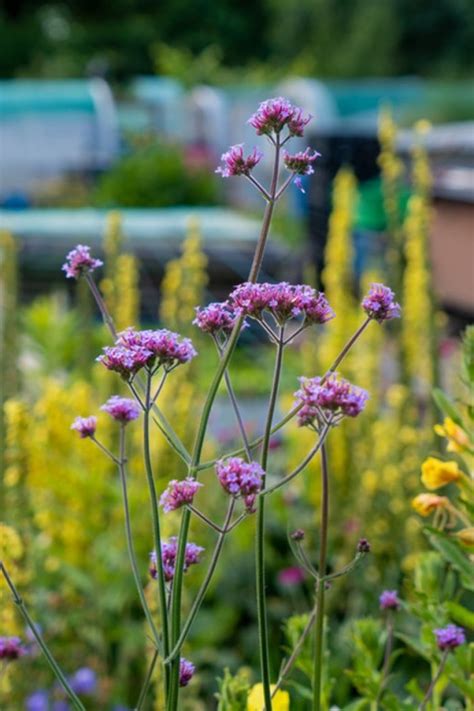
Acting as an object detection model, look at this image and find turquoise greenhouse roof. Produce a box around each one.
[0,80,97,117]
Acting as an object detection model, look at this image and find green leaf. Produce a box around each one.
[445,601,474,628]
[432,388,464,427]
[395,633,430,662]
[425,527,474,590]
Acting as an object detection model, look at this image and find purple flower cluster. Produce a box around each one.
[179,657,195,687]
[434,624,466,651]
[361,283,401,323]
[71,416,97,439]
[248,97,311,137]
[0,635,26,660]
[193,302,241,336]
[229,282,334,326]
[215,457,264,512]
[150,538,204,583]
[160,478,203,513]
[98,328,197,378]
[283,148,321,176]
[101,396,140,424]
[379,590,400,610]
[295,374,369,426]
[62,245,103,279]
[216,144,263,178]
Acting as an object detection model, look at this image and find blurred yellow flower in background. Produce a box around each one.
[456,528,474,547]
[412,493,449,517]
[421,457,461,490]
[434,417,470,453]
[247,684,290,711]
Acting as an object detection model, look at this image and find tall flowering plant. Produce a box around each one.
[2,98,403,710]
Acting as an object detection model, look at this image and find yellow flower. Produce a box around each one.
[421,457,461,490]
[434,418,470,453]
[456,528,474,547]
[247,684,290,711]
[412,493,449,517]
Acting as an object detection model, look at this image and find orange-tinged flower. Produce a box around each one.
[421,457,461,490]
[456,528,474,547]
[412,493,449,517]
[434,418,470,453]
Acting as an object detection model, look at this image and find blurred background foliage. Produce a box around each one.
[1,0,473,80]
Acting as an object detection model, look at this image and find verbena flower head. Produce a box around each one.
[421,456,461,490]
[62,245,103,279]
[71,416,97,439]
[295,374,369,426]
[216,144,263,178]
[357,538,371,553]
[361,283,401,322]
[193,302,242,335]
[160,478,203,513]
[283,148,321,175]
[150,538,204,582]
[179,657,195,687]
[291,528,305,541]
[434,624,465,650]
[98,345,152,379]
[98,328,197,377]
[229,282,334,326]
[0,636,26,660]
[70,667,97,694]
[248,97,311,137]
[379,590,400,610]
[215,457,264,512]
[101,396,140,424]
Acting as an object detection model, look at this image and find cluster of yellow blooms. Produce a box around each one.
[412,417,473,544]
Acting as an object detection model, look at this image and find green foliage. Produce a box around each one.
[215,667,251,711]
[94,141,219,208]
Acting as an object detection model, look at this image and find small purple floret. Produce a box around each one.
[26,691,49,711]
[150,538,204,582]
[70,667,97,694]
[101,396,140,424]
[229,282,334,326]
[160,478,203,513]
[379,590,400,610]
[295,374,369,426]
[216,144,263,178]
[71,416,97,439]
[62,245,103,279]
[179,657,195,687]
[193,302,242,335]
[434,624,465,651]
[283,148,321,176]
[361,283,401,323]
[215,457,264,511]
[0,635,26,660]
[248,97,311,137]
[357,538,371,553]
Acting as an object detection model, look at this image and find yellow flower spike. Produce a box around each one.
[434,418,470,454]
[421,456,461,490]
[412,493,449,517]
[247,684,290,711]
[456,528,474,547]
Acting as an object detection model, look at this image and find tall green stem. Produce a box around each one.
[117,426,162,652]
[256,327,285,710]
[166,136,283,711]
[312,443,330,711]
[143,371,170,694]
[0,564,86,711]
[419,650,449,711]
